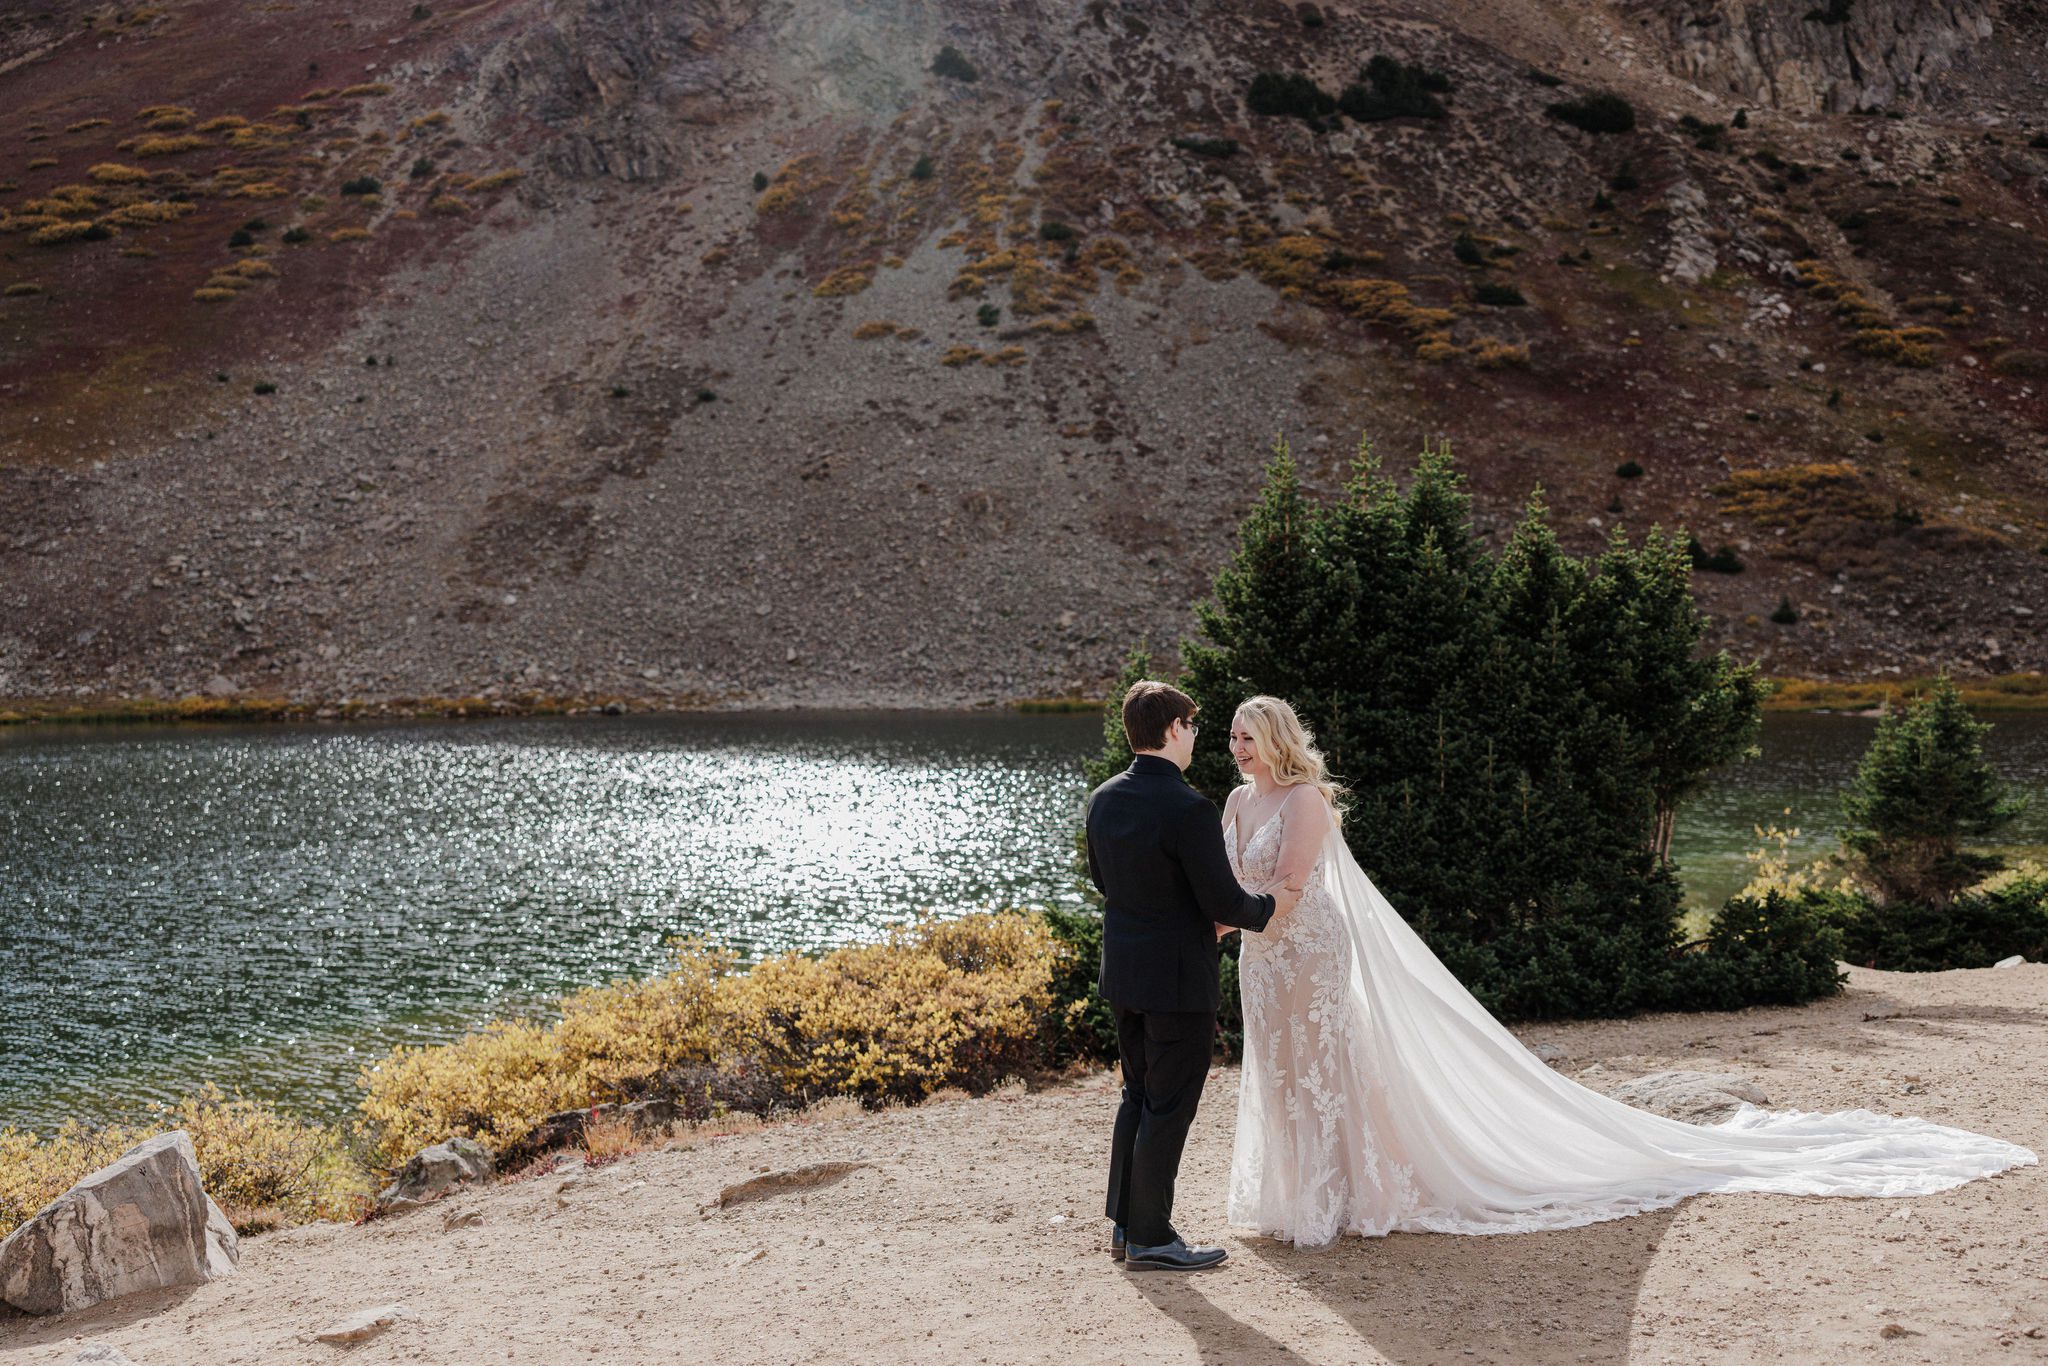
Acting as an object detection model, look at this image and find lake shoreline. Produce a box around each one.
[4,673,2048,727]
[4,963,2042,1364]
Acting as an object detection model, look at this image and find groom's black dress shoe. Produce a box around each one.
[1111,1224,1126,1261]
[1123,1237,1228,1271]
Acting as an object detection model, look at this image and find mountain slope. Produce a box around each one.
[2,0,2045,707]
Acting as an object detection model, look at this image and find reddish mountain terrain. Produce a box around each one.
[2,0,2045,708]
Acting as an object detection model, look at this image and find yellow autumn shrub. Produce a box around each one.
[356,941,730,1169]
[723,912,1061,1102]
[0,1087,365,1238]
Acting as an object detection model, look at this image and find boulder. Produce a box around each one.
[374,1137,493,1213]
[1606,1070,1768,1124]
[0,1131,238,1317]
[314,1303,414,1343]
[76,1347,144,1365]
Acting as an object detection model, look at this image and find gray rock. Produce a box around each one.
[314,1303,414,1343]
[1994,955,2025,969]
[1606,1070,1768,1124]
[374,1136,493,1213]
[0,1131,238,1316]
[76,1346,144,1365]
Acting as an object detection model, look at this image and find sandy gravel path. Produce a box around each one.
[4,963,2045,1365]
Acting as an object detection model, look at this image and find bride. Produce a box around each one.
[1218,695,2036,1249]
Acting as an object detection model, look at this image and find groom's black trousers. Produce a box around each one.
[1105,1002,1214,1247]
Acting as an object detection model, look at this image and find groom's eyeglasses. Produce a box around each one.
[1181,720,1200,737]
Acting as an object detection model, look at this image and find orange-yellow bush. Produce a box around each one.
[131,134,210,158]
[357,941,730,1168]
[0,1087,365,1238]
[28,220,97,246]
[811,267,872,298]
[723,914,1062,1102]
[87,163,151,184]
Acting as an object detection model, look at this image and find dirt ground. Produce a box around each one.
[3,963,2044,1366]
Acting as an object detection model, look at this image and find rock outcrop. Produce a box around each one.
[373,1136,495,1214]
[1606,1070,1770,1124]
[0,1131,238,1317]
[1651,0,1998,112]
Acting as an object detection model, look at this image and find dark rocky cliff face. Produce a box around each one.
[1643,0,2001,114]
[0,0,2043,709]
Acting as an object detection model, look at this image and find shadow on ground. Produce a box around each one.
[1134,1207,1680,1366]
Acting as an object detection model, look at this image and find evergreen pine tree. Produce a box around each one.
[1840,677,2024,906]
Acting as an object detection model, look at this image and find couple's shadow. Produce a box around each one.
[1130,1207,1678,1365]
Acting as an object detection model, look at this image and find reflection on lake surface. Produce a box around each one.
[2,708,2043,1130]
[0,712,1100,1129]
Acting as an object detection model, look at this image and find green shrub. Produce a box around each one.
[1815,879,2048,971]
[1685,534,1744,573]
[1338,54,1451,122]
[931,45,979,83]
[1247,71,1335,121]
[1474,282,1525,306]
[1040,907,1117,1064]
[1452,232,1485,266]
[976,302,1000,327]
[1038,219,1074,241]
[1666,893,1846,1008]
[1769,595,1799,624]
[340,175,381,196]
[909,153,935,180]
[1547,93,1635,135]
[1616,459,1644,478]
[281,226,310,243]
[1170,134,1239,158]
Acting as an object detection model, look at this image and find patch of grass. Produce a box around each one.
[329,226,371,241]
[428,194,470,215]
[811,266,873,298]
[130,134,209,158]
[3,282,43,297]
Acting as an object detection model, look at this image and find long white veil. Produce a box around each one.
[1299,827,2037,1236]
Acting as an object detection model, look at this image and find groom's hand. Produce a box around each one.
[1271,886,1301,919]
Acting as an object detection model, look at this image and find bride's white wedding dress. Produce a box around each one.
[1224,794,2037,1249]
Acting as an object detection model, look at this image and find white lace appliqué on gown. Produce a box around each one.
[1225,808,2038,1250]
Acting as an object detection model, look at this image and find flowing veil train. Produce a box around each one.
[1229,826,2038,1242]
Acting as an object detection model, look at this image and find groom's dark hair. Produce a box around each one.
[1122,680,1197,753]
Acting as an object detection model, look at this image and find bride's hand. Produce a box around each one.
[1215,922,1237,941]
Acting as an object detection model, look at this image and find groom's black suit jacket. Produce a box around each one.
[1086,754,1277,1013]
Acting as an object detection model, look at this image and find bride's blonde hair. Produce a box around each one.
[1233,695,1347,823]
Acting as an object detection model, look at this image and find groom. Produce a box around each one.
[1086,680,1288,1271]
